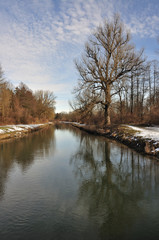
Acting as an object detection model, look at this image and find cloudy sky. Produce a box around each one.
[0,0,159,112]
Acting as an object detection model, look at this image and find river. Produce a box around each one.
[0,124,159,240]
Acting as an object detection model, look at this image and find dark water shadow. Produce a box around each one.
[0,126,56,199]
[70,130,159,240]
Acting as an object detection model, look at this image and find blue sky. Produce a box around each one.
[0,0,159,112]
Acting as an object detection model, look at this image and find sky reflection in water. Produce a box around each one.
[0,124,159,240]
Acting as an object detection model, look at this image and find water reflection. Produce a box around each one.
[0,126,55,199]
[0,124,159,240]
[70,133,159,239]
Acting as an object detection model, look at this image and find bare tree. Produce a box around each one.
[152,60,159,104]
[70,88,100,122]
[35,90,56,120]
[74,14,145,126]
[0,65,12,121]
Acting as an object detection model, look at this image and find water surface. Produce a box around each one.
[0,124,159,240]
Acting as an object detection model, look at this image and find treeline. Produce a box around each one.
[0,65,56,124]
[57,60,159,126]
[56,15,159,126]
[112,60,159,124]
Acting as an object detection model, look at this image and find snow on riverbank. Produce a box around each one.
[0,124,44,134]
[127,125,159,142]
[70,122,159,157]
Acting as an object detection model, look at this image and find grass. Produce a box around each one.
[118,125,140,136]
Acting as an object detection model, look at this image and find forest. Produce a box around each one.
[0,65,56,124]
[56,15,159,127]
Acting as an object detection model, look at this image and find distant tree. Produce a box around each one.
[15,82,36,110]
[14,82,38,123]
[35,90,56,120]
[74,14,145,126]
[0,65,13,122]
[70,88,100,122]
[0,64,6,87]
[0,64,6,114]
[11,94,24,123]
[151,60,159,104]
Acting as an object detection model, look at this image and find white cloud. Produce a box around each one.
[0,0,158,112]
[127,14,159,38]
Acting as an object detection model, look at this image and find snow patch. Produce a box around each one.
[127,125,159,142]
[0,124,44,134]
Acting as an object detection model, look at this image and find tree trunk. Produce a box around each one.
[130,73,134,114]
[104,104,111,127]
[148,67,152,114]
[119,92,123,123]
[104,85,111,127]
[136,74,139,113]
[153,65,156,104]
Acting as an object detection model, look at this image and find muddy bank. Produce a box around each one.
[71,123,159,159]
[0,123,53,142]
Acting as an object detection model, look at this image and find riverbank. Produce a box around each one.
[71,123,159,159]
[0,123,53,142]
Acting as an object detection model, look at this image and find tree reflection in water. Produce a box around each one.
[70,133,159,239]
[1,123,159,239]
[0,126,55,199]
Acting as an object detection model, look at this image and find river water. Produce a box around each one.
[0,124,159,240]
